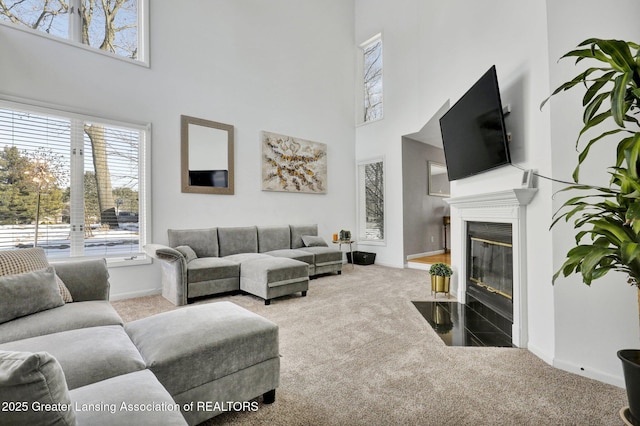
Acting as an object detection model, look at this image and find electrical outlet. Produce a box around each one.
[430,236,434,243]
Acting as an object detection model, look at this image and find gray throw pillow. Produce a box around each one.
[175,245,198,263]
[0,248,73,303]
[301,235,328,247]
[0,350,77,425]
[0,267,64,324]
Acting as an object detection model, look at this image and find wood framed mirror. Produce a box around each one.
[428,161,450,197]
[181,115,234,194]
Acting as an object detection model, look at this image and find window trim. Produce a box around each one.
[0,0,150,67]
[356,157,386,246]
[356,32,384,126]
[0,95,152,267]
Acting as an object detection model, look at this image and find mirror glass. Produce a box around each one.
[428,162,450,197]
[181,115,234,194]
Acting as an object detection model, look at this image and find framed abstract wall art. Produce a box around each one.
[261,131,327,193]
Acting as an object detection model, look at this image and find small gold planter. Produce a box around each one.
[431,275,450,298]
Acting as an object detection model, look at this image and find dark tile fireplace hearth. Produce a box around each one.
[412,301,513,347]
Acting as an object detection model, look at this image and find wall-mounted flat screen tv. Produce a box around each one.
[439,65,510,181]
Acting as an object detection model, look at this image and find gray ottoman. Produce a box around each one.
[125,302,279,425]
[240,257,309,305]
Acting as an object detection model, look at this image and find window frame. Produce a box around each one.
[356,157,386,246]
[357,33,384,125]
[0,96,151,267]
[0,0,150,67]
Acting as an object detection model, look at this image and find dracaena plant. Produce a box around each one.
[542,38,640,286]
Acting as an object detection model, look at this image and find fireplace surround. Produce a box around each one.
[445,188,537,347]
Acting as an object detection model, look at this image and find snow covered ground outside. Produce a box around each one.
[0,224,139,258]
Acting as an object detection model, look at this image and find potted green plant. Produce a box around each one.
[542,38,640,425]
[429,262,453,298]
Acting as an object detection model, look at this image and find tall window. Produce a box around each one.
[0,101,148,262]
[360,34,383,123]
[358,159,384,241]
[0,0,146,63]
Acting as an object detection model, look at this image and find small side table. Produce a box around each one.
[333,240,355,269]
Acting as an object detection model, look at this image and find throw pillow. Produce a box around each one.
[0,350,77,426]
[175,245,198,263]
[0,248,73,303]
[301,235,328,247]
[0,267,64,324]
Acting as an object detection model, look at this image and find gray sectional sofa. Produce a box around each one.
[146,224,343,306]
[0,250,279,425]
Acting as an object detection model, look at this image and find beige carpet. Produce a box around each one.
[112,264,627,426]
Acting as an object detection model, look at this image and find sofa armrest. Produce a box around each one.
[51,259,110,301]
[144,244,184,262]
[143,244,188,306]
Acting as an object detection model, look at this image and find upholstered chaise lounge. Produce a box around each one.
[146,224,343,306]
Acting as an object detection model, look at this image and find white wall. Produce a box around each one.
[0,0,356,299]
[546,0,640,386]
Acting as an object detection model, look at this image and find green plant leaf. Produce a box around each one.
[591,219,632,245]
[611,73,632,126]
[621,241,640,265]
[577,129,625,168]
[596,39,636,72]
[583,72,615,106]
[541,68,608,110]
[583,91,611,123]
[625,200,640,223]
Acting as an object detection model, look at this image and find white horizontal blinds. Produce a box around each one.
[0,101,145,261]
[82,121,140,258]
[0,108,71,256]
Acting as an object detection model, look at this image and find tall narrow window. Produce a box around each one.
[361,34,383,123]
[0,0,146,63]
[0,102,148,262]
[358,160,384,241]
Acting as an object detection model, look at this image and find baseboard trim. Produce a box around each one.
[109,288,161,301]
[406,250,445,261]
[406,262,430,271]
[553,357,624,388]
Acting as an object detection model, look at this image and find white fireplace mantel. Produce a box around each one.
[444,188,537,348]
[445,188,538,209]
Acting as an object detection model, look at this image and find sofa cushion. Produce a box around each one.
[257,226,291,252]
[0,350,76,426]
[301,235,328,247]
[265,249,314,265]
[224,252,271,264]
[0,325,146,390]
[0,301,123,344]
[217,226,258,257]
[125,302,279,397]
[187,257,239,283]
[300,246,343,265]
[0,247,72,302]
[0,267,64,324]
[290,224,318,249]
[168,228,218,258]
[70,369,187,426]
[175,245,198,263]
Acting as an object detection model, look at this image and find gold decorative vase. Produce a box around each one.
[431,275,450,298]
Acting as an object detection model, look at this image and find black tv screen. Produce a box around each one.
[439,65,510,181]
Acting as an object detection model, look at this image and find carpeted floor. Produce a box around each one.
[112,264,627,426]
